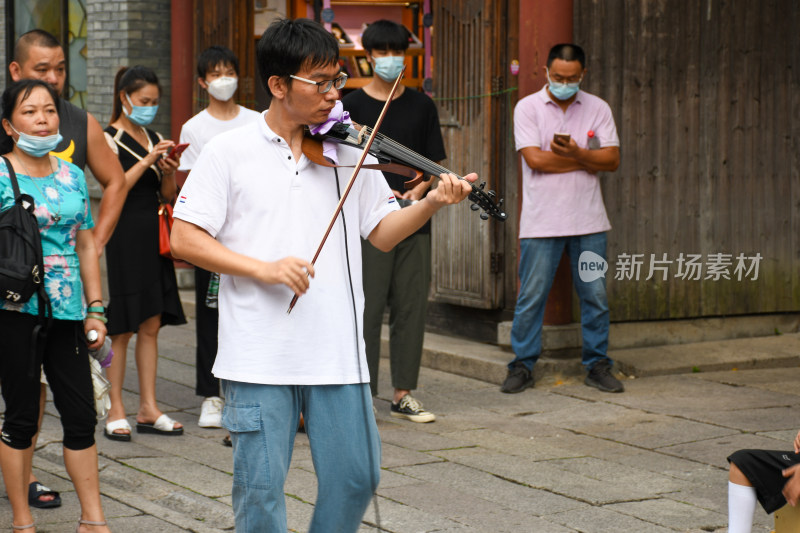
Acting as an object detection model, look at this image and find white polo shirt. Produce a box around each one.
[173,111,399,385]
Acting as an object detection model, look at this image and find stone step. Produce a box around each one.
[180,290,800,387]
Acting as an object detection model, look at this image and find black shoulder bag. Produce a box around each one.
[0,155,52,376]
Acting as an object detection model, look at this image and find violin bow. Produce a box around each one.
[287,66,406,314]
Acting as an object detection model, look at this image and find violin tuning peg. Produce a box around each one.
[498,198,504,207]
[470,203,480,211]
[479,182,486,190]
[480,212,489,220]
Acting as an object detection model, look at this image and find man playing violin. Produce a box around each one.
[342,19,446,424]
[169,18,476,533]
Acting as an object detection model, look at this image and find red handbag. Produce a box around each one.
[158,202,174,260]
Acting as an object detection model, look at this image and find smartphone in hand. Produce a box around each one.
[553,133,571,145]
[166,143,190,160]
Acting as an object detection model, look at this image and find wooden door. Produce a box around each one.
[194,0,256,112]
[575,0,800,320]
[430,0,512,309]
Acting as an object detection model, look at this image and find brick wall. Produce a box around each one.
[86,0,172,136]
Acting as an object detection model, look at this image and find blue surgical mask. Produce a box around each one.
[373,56,405,82]
[8,123,63,158]
[124,93,158,126]
[547,71,581,101]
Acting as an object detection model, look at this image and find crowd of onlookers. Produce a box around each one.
[1,18,799,533]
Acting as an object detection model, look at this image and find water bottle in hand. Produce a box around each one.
[87,330,114,368]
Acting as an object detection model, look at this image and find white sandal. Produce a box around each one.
[104,418,131,442]
[136,414,183,436]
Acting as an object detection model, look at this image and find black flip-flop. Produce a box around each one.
[28,481,61,509]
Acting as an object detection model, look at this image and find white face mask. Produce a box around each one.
[206,76,238,101]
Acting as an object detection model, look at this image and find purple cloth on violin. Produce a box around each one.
[309,101,351,164]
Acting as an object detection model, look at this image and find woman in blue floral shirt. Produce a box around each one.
[0,79,111,532]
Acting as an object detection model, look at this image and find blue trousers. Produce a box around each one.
[222,380,381,533]
[509,233,611,371]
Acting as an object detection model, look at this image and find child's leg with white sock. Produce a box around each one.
[728,481,757,533]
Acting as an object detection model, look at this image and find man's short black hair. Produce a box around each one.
[360,19,410,52]
[547,44,586,69]
[197,45,240,79]
[256,18,339,96]
[13,29,61,64]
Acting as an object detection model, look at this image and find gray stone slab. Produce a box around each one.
[153,356,197,389]
[434,448,682,505]
[441,428,587,461]
[381,442,446,469]
[132,431,234,473]
[105,514,200,532]
[554,373,800,416]
[611,333,800,377]
[681,405,800,432]
[284,464,318,504]
[0,493,142,531]
[695,366,800,396]
[380,480,548,531]
[657,433,793,468]
[378,425,478,452]
[123,456,232,498]
[548,505,676,533]
[606,498,728,531]
[522,401,737,448]
[391,461,587,516]
[359,495,467,533]
[424,383,594,417]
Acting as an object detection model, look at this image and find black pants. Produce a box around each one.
[0,310,96,450]
[728,448,800,513]
[195,267,220,397]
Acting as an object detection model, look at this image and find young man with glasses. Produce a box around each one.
[342,19,446,423]
[502,43,624,395]
[170,18,476,532]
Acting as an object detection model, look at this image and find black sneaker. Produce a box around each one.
[585,360,624,393]
[500,363,534,393]
[390,395,436,423]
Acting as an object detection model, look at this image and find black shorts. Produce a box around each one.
[728,448,800,513]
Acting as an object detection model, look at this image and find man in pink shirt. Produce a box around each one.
[501,43,623,394]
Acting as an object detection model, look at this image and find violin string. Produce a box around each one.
[363,127,464,182]
[354,126,507,215]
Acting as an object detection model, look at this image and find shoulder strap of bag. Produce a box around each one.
[112,128,161,176]
[1,155,23,202]
[1,156,52,374]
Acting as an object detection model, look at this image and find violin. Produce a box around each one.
[302,122,508,222]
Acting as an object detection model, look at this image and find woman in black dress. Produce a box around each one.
[103,66,186,440]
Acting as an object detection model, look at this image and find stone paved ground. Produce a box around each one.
[2,316,797,532]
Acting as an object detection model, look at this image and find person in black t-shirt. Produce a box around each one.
[342,20,445,423]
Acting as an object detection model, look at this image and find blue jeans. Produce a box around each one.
[509,233,611,372]
[221,380,381,533]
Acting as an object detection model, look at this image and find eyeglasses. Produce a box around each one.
[289,73,348,93]
[546,69,583,85]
